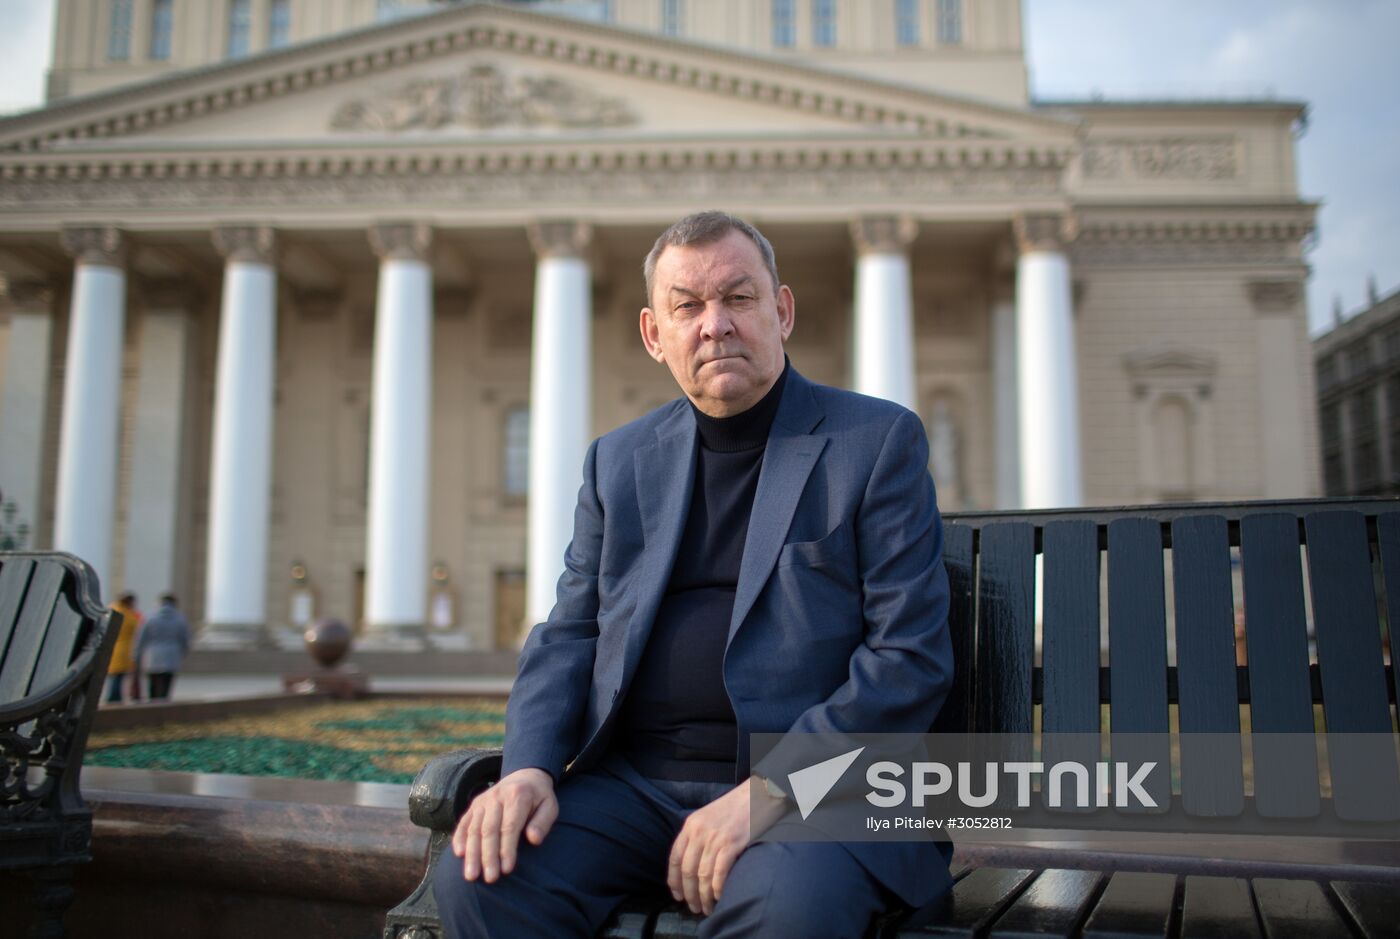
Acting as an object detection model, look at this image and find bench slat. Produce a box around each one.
[974,523,1035,736]
[1041,520,1100,734]
[601,899,660,939]
[1330,880,1400,939]
[0,559,64,703]
[0,556,35,667]
[896,866,1036,937]
[1239,513,1322,817]
[1171,515,1244,817]
[1106,518,1172,812]
[1304,511,1400,820]
[1040,520,1102,814]
[1252,879,1353,938]
[30,590,86,699]
[934,523,976,735]
[986,868,1102,938]
[1080,871,1176,939]
[1179,876,1261,939]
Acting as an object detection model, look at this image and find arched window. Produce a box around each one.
[108,0,133,61]
[504,406,530,499]
[149,0,173,60]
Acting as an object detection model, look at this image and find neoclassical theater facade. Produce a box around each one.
[0,1,1320,649]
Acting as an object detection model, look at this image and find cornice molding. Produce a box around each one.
[0,141,1068,217]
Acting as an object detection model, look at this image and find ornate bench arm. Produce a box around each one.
[385,748,503,939]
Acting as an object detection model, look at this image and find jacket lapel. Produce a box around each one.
[623,406,697,680]
[727,370,828,646]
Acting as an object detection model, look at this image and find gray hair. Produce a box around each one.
[642,211,780,305]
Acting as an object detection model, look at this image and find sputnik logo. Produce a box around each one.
[786,747,865,820]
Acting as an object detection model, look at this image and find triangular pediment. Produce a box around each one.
[0,2,1076,154]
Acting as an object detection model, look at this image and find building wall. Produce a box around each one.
[47,0,1028,106]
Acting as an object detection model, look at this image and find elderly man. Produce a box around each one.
[434,211,953,938]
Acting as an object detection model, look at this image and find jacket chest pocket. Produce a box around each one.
[776,521,856,590]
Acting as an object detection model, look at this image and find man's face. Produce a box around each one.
[641,229,795,418]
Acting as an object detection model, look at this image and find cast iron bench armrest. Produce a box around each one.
[386,748,504,938]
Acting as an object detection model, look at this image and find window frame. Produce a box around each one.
[812,0,837,47]
[107,0,133,62]
[227,0,253,59]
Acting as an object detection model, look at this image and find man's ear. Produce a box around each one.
[776,285,796,341]
[640,308,666,363]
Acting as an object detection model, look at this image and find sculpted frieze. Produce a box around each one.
[329,64,637,133]
[1081,138,1238,181]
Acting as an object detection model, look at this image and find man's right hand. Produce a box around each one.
[450,767,558,883]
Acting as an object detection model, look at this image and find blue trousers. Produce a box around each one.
[432,753,896,939]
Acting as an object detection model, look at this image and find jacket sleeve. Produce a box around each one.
[499,438,605,781]
[754,408,953,782]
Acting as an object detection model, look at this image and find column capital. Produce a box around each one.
[1013,213,1078,254]
[0,277,56,315]
[213,225,277,265]
[61,225,125,267]
[851,216,917,255]
[528,220,592,259]
[1246,278,1304,315]
[369,221,433,262]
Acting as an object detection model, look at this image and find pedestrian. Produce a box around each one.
[135,593,191,701]
[106,592,142,703]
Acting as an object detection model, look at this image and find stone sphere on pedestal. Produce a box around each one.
[304,618,352,668]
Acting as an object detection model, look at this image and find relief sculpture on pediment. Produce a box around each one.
[329,64,637,133]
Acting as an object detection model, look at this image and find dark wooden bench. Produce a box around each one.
[0,552,122,938]
[386,498,1400,938]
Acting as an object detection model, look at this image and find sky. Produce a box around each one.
[0,0,1396,336]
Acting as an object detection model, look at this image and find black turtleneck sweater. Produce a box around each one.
[615,360,790,782]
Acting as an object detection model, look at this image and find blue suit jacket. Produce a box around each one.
[502,366,955,906]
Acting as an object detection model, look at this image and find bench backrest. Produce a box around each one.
[935,498,1400,826]
[0,551,119,852]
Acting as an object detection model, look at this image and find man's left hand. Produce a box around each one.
[667,777,788,915]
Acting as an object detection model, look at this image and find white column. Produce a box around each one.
[0,280,55,551]
[1015,214,1083,509]
[363,222,434,647]
[991,293,1020,509]
[524,221,593,633]
[203,226,277,647]
[851,216,918,410]
[123,284,194,609]
[54,228,126,592]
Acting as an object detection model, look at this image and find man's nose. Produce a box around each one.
[699,301,735,340]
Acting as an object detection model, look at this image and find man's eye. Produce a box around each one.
[728,295,754,304]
